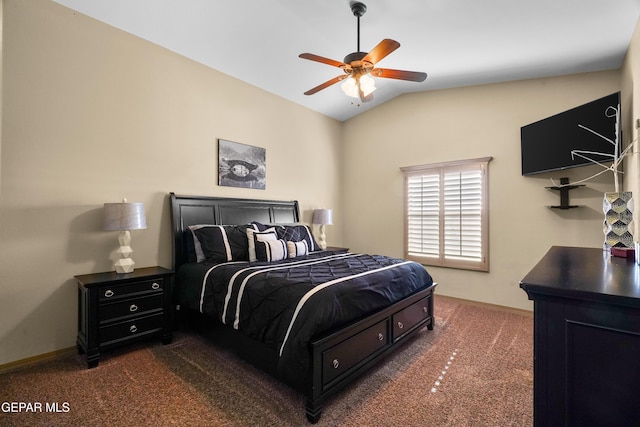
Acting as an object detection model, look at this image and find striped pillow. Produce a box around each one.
[247,227,277,262]
[255,239,288,262]
[287,240,309,258]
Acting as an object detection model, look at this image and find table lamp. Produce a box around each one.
[312,208,333,250]
[103,199,147,273]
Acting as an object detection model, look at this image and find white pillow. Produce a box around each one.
[287,240,309,258]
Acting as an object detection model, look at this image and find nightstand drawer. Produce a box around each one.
[98,278,164,301]
[98,294,164,323]
[99,313,164,346]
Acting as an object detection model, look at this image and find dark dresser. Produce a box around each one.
[520,246,640,426]
[76,266,174,368]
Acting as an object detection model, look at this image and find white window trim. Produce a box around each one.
[401,157,492,272]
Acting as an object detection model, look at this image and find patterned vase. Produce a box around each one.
[603,192,634,249]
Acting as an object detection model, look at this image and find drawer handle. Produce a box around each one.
[104,290,114,298]
[151,282,160,290]
[130,325,138,333]
[378,333,384,341]
[397,321,404,329]
[129,304,138,312]
[423,306,428,313]
[333,359,339,369]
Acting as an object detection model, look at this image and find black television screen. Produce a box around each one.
[521,92,620,176]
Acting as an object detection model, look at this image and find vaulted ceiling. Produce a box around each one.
[52,0,640,121]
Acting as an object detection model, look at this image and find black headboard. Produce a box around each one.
[169,193,300,270]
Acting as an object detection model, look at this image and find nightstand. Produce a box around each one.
[75,266,174,368]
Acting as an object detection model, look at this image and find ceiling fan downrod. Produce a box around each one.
[351,2,367,53]
[345,2,368,64]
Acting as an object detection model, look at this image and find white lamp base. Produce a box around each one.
[318,224,327,250]
[114,257,135,274]
[114,230,136,273]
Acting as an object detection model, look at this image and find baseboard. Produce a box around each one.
[436,294,533,317]
[0,346,77,374]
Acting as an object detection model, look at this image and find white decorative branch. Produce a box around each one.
[550,103,634,193]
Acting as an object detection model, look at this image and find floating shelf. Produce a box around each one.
[545,177,584,209]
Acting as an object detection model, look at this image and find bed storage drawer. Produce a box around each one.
[392,296,431,341]
[322,319,389,386]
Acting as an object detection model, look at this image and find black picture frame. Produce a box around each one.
[218,139,266,189]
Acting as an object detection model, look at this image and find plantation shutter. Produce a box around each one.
[444,168,483,261]
[402,157,491,272]
[407,173,440,258]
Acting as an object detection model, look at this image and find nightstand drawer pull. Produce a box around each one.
[378,333,384,341]
[129,325,138,333]
[333,359,339,369]
[129,304,138,312]
[104,290,114,298]
[151,282,160,290]
[397,321,404,329]
[423,306,428,313]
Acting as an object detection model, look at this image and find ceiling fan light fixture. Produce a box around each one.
[341,77,359,98]
[341,74,376,98]
[359,74,376,96]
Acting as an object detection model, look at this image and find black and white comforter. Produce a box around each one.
[176,250,434,382]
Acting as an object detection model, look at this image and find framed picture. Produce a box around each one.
[218,139,266,189]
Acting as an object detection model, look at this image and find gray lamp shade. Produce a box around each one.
[312,209,333,225]
[103,202,147,231]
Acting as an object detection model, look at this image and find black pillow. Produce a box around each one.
[191,224,251,262]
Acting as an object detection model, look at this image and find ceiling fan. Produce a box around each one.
[299,1,427,103]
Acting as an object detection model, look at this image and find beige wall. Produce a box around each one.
[1,0,637,365]
[0,0,343,365]
[342,71,621,310]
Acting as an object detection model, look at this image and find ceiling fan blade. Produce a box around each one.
[362,39,400,65]
[299,53,347,68]
[372,68,427,82]
[304,76,345,95]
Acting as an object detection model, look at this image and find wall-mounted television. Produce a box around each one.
[521,92,620,176]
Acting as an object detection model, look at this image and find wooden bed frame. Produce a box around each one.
[169,193,436,423]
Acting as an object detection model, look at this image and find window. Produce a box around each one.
[401,157,492,272]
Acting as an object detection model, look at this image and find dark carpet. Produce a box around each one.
[0,296,533,426]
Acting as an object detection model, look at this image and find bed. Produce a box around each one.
[169,193,436,423]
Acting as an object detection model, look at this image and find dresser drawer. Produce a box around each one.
[98,278,164,301]
[99,313,164,346]
[98,294,164,323]
[392,296,431,341]
[322,319,389,387]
